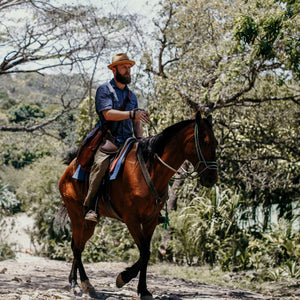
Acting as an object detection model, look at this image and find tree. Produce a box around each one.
[143,0,299,227]
[0,0,144,141]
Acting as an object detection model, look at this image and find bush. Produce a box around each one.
[8,103,45,123]
[0,241,15,261]
[14,156,71,256]
[162,183,300,273]
[0,183,20,215]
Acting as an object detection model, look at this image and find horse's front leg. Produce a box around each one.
[116,259,141,288]
[137,238,153,299]
[123,220,156,300]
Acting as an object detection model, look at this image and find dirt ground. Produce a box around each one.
[0,252,271,300]
[0,213,299,300]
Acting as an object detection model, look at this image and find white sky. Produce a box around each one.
[52,0,156,16]
[0,0,159,84]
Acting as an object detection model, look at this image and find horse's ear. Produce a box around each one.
[196,111,202,122]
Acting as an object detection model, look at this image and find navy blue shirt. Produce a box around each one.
[95,79,138,145]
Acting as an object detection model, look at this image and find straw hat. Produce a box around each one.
[107,53,135,70]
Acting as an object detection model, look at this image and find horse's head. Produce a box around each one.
[186,111,218,187]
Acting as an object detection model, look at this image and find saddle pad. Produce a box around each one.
[72,138,136,182]
[72,164,90,181]
[109,138,136,180]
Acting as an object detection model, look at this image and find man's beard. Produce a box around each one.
[116,69,131,84]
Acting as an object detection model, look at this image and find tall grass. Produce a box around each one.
[165,183,299,273]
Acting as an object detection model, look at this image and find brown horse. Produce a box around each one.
[58,111,218,299]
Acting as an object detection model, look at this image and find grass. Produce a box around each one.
[148,263,300,298]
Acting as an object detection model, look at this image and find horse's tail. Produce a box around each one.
[54,203,69,230]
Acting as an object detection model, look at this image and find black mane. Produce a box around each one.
[138,119,194,163]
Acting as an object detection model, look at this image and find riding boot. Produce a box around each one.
[84,196,99,223]
[83,149,110,223]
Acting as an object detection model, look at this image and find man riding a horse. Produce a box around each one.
[59,53,218,299]
[83,53,152,223]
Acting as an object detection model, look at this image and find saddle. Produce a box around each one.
[72,137,136,182]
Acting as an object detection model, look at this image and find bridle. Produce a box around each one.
[154,122,218,179]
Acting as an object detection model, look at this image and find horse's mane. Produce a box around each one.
[139,119,194,163]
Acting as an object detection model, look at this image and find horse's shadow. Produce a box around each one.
[70,285,134,299]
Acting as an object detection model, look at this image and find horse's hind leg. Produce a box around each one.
[69,238,81,293]
[69,214,97,297]
[73,245,96,296]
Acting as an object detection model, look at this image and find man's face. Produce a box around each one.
[115,63,131,84]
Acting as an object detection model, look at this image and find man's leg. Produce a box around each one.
[84,149,110,222]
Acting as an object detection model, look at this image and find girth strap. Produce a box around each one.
[137,146,168,224]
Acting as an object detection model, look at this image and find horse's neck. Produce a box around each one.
[151,123,194,191]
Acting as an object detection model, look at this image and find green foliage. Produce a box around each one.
[0,241,15,261]
[8,103,45,123]
[0,89,16,110]
[0,183,20,215]
[13,156,70,256]
[216,99,299,228]
[160,184,299,273]
[166,184,251,268]
[0,133,52,169]
[234,15,258,46]
[75,97,97,146]
[262,220,300,265]
[82,219,139,263]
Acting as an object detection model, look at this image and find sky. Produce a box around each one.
[52,0,157,16]
[0,0,160,84]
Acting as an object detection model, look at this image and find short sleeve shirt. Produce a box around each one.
[95,79,138,145]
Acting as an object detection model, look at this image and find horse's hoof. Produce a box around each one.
[81,279,96,297]
[70,281,82,296]
[116,273,126,288]
[140,296,154,300]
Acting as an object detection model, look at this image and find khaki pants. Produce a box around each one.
[83,148,110,209]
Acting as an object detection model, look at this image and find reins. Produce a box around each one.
[136,145,168,224]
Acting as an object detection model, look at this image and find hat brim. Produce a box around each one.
[108,60,135,70]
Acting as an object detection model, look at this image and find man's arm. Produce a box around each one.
[133,119,143,139]
[102,109,131,121]
[102,109,150,139]
[132,110,150,138]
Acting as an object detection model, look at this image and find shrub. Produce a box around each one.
[0,241,15,261]
[0,183,20,215]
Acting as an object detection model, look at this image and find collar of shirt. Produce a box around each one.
[110,78,131,105]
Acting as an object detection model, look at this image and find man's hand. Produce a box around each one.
[134,110,151,124]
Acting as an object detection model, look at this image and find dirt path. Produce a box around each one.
[1,213,298,299]
[0,252,272,300]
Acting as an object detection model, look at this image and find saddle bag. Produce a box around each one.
[76,126,105,171]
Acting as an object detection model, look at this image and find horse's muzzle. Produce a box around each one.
[199,171,218,187]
